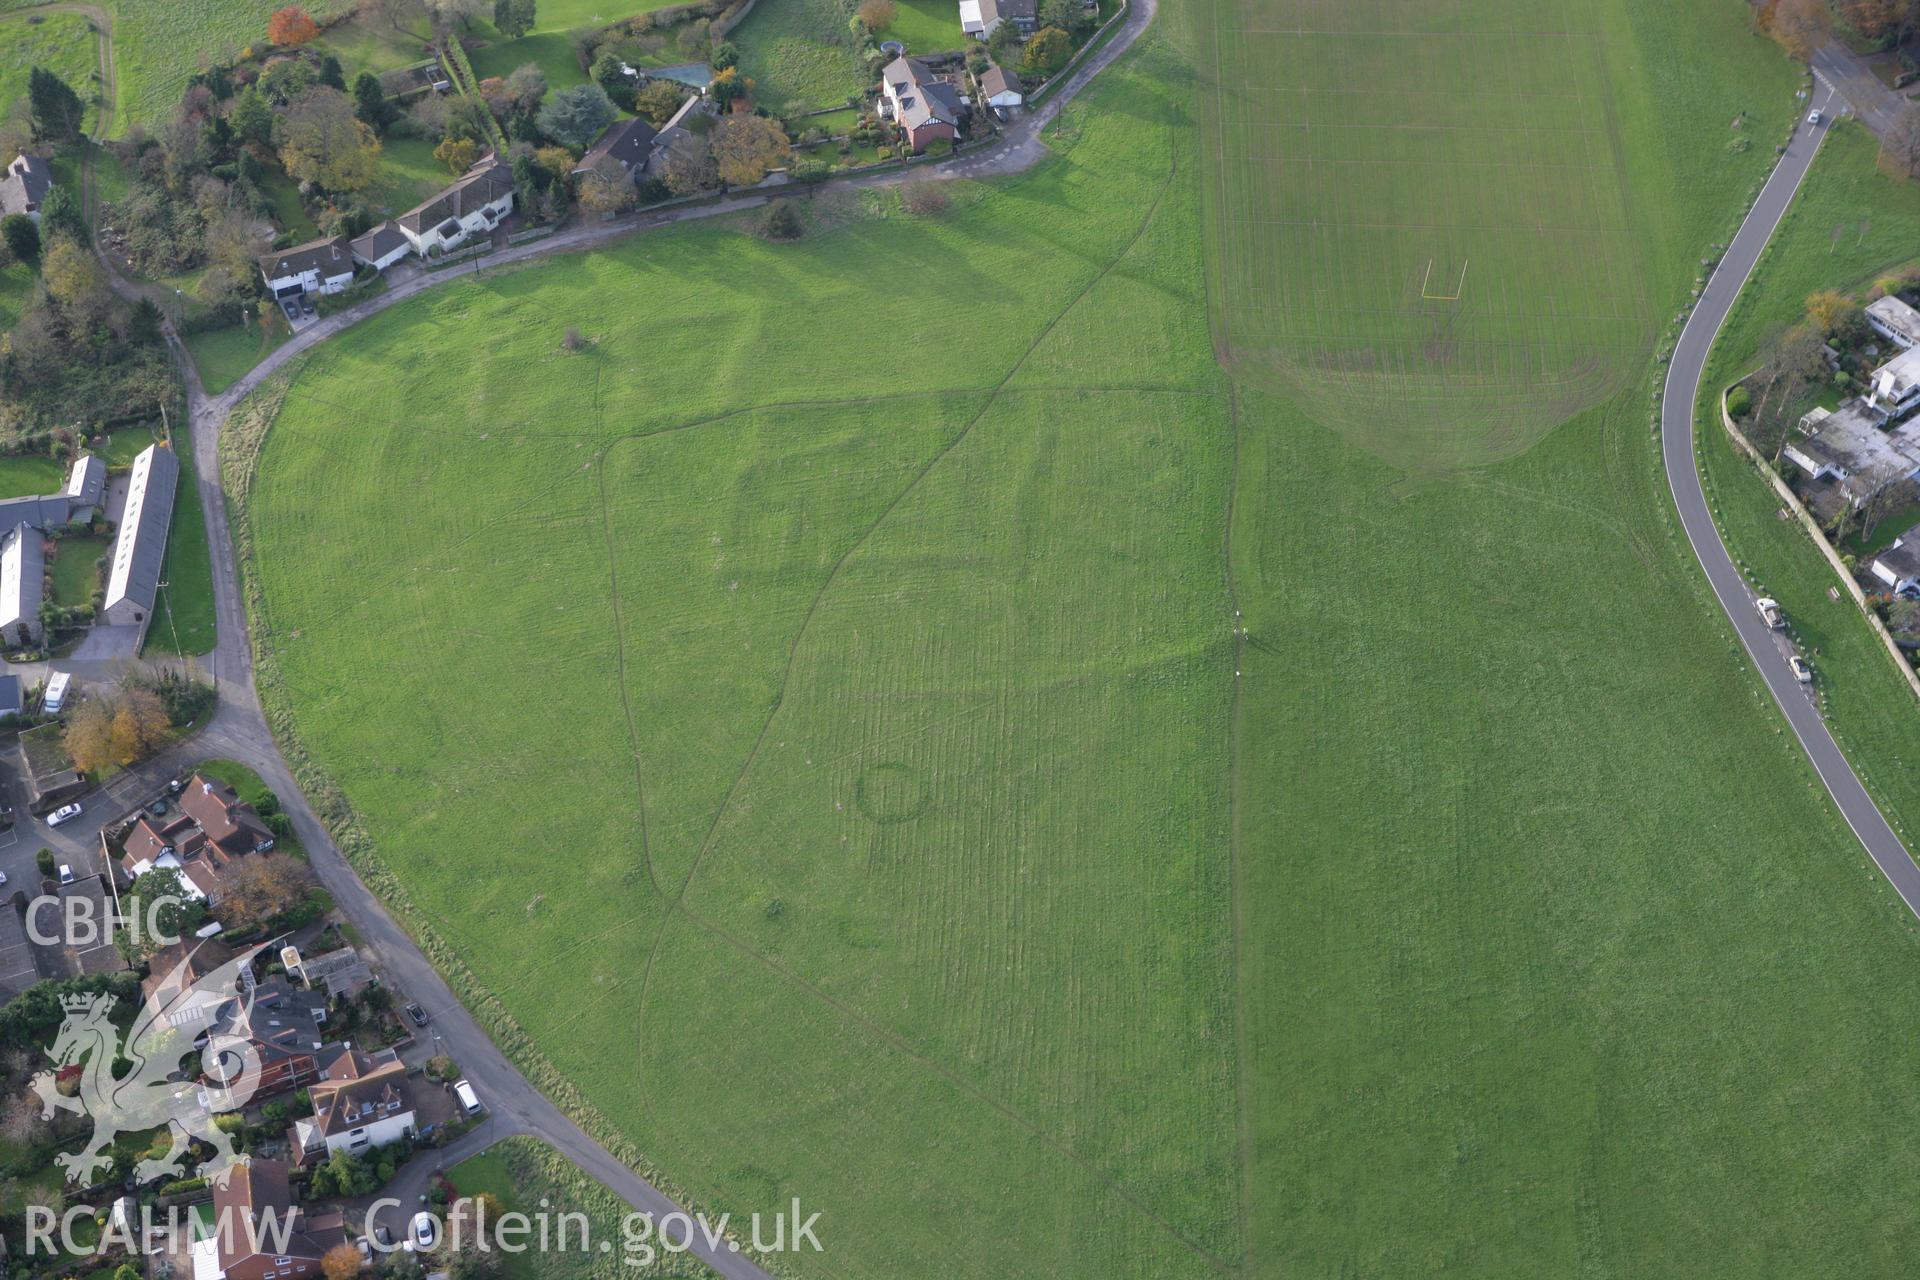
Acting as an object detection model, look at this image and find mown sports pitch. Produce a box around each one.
[1200,0,1655,467]
[229,2,1920,1277]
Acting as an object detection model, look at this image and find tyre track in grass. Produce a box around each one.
[618,116,1245,1276]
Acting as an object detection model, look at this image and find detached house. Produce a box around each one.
[571,116,661,183]
[398,153,515,256]
[289,1044,416,1164]
[192,1158,346,1280]
[879,56,965,152]
[0,153,51,222]
[1870,524,1920,597]
[257,235,355,300]
[202,976,331,1105]
[980,63,1023,113]
[118,772,277,906]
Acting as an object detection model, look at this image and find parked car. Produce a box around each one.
[454,1079,482,1116]
[1754,596,1785,631]
[407,1212,438,1252]
[281,298,300,322]
[1790,654,1813,683]
[373,1224,393,1249]
[0,870,10,886]
[405,1002,429,1026]
[355,1237,373,1264]
[57,864,73,885]
[149,798,169,817]
[301,294,316,317]
[47,802,81,827]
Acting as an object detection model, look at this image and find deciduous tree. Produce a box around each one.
[278,86,382,191]
[0,213,37,263]
[434,134,480,172]
[1805,288,1863,340]
[321,1243,363,1280]
[353,71,395,131]
[493,0,536,38]
[268,6,321,46]
[1019,25,1071,77]
[576,153,635,215]
[1764,0,1830,59]
[118,868,208,962]
[109,685,172,765]
[219,856,312,933]
[658,134,715,194]
[710,113,789,186]
[634,79,685,124]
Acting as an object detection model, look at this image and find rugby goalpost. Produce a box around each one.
[1420,257,1469,301]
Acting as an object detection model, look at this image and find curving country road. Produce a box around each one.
[1661,78,1920,925]
[23,0,1161,1271]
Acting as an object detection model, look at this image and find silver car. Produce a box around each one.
[47,802,81,826]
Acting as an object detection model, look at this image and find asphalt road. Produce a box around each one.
[1810,41,1905,139]
[27,2,1164,1273]
[1661,80,1920,924]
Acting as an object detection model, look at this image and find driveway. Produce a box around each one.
[1661,78,1920,923]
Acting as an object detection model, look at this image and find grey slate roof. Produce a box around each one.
[398,155,515,234]
[882,57,963,131]
[0,524,43,640]
[103,443,179,620]
[0,675,21,718]
[0,153,50,218]
[65,454,105,512]
[257,234,354,284]
[0,495,71,530]
[572,116,660,176]
[1874,528,1920,583]
[350,219,409,264]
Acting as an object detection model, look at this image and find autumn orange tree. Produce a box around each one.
[710,114,791,186]
[110,686,171,765]
[320,1242,363,1280]
[218,856,314,934]
[1760,0,1830,59]
[62,699,113,773]
[268,5,321,46]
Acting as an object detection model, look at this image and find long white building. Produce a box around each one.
[102,443,180,635]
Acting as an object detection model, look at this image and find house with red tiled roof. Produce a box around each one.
[192,1158,345,1280]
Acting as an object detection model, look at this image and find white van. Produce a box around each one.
[453,1079,482,1116]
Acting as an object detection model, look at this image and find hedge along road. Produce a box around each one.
[1661,77,1920,925]
[86,1,1162,1273]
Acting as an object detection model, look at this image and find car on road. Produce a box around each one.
[1755,596,1785,630]
[405,1002,429,1026]
[0,871,9,886]
[1790,654,1814,683]
[57,864,73,885]
[407,1212,438,1252]
[47,803,81,827]
[1808,109,1823,126]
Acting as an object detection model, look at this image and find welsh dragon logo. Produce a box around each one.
[28,942,268,1187]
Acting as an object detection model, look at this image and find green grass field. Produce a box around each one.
[731,0,866,111]
[469,30,592,91]
[366,134,452,217]
[225,2,1920,1277]
[0,10,103,132]
[185,314,290,395]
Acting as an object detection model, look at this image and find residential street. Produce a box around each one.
[22,2,1164,1274]
[1811,40,1906,139]
[1661,78,1920,925]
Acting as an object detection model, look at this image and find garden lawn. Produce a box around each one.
[874,0,965,54]
[231,6,1920,1280]
[260,166,319,241]
[469,31,592,92]
[50,533,108,609]
[731,0,866,111]
[311,6,434,81]
[368,135,453,218]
